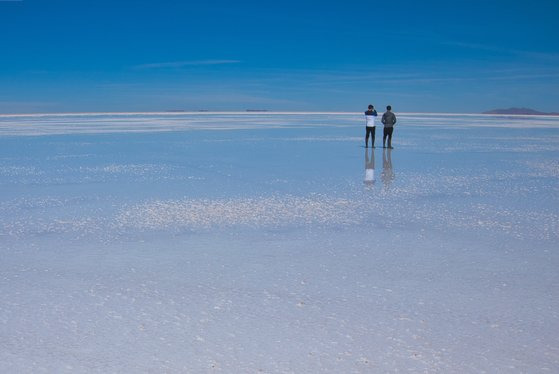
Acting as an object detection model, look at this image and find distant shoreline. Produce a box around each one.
[1,111,559,117]
[483,107,559,116]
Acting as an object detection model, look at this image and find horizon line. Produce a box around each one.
[1,110,559,118]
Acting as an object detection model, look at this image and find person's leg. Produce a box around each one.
[365,127,370,147]
[371,127,376,148]
[383,127,388,148]
[387,127,394,148]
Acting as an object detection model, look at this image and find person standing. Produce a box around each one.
[381,105,397,149]
[364,104,377,148]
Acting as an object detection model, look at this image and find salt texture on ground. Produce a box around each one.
[1,112,558,372]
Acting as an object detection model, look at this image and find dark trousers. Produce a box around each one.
[383,127,394,148]
[365,126,375,147]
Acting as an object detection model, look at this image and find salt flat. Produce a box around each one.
[1,113,558,372]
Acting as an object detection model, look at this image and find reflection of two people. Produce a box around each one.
[365,147,394,189]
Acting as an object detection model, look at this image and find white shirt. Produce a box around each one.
[365,110,377,127]
[366,115,376,127]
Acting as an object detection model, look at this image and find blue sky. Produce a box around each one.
[1,0,558,113]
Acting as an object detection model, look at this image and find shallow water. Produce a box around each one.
[1,113,558,372]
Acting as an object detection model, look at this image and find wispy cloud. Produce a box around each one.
[133,60,240,70]
[442,41,559,62]
[255,66,559,87]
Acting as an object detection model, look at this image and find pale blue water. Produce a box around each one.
[1,113,558,372]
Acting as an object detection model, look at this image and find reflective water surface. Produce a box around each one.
[1,113,558,372]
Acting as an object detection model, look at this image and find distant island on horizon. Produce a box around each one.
[483,107,559,116]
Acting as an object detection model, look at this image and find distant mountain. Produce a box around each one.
[483,107,559,115]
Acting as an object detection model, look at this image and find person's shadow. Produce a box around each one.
[381,148,395,189]
[364,148,375,188]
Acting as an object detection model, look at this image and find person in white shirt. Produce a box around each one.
[364,104,378,148]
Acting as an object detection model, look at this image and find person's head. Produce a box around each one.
[386,105,392,111]
[368,104,374,110]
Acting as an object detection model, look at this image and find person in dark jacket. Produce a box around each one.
[364,104,378,148]
[381,105,397,149]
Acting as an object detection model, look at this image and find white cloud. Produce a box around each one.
[133,60,240,70]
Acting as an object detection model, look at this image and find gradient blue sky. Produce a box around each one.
[1,0,558,113]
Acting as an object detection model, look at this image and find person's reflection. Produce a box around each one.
[364,148,375,188]
[381,147,395,189]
